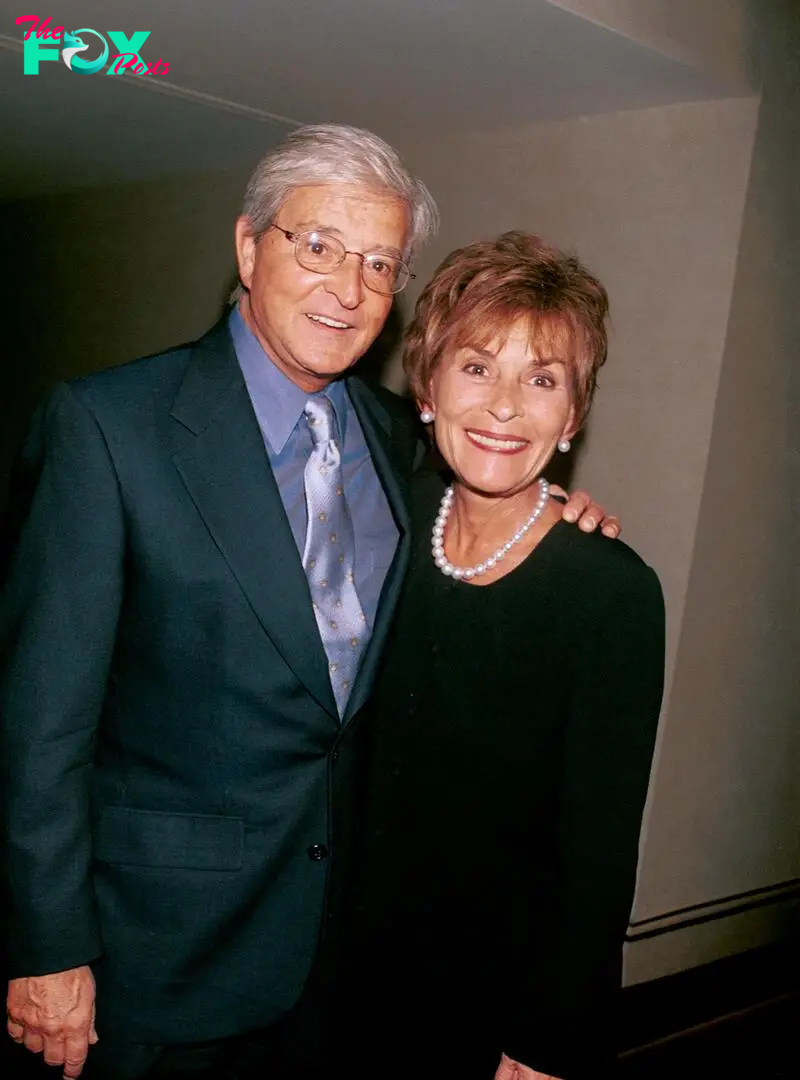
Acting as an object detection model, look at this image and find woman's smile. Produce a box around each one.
[464,429,529,454]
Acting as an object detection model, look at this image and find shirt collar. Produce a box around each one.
[229,306,348,453]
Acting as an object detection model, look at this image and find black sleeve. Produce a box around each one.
[504,563,666,1078]
[0,383,126,976]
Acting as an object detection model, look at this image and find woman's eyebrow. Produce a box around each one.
[461,345,497,359]
[530,355,567,368]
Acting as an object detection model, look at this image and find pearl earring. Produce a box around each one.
[420,409,435,424]
[558,438,571,453]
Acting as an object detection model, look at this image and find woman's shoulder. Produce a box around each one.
[546,522,663,607]
[529,527,664,657]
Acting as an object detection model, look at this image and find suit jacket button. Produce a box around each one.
[307,844,329,861]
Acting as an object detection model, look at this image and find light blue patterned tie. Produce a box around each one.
[302,395,368,717]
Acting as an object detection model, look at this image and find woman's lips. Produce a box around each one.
[465,429,529,454]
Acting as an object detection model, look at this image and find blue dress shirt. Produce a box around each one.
[229,307,399,630]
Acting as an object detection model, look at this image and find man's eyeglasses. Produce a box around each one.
[268,223,414,296]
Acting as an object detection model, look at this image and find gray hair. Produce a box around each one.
[231,124,439,302]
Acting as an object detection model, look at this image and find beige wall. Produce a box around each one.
[546,0,752,89]
[628,2,800,980]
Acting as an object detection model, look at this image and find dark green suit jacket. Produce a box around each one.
[0,320,420,1043]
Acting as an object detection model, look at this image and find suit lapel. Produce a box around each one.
[169,322,338,719]
[343,378,413,723]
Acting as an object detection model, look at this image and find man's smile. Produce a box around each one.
[306,313,354,330]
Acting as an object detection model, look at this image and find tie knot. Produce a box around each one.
[305,395,337,447]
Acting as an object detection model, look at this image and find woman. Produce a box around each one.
[342,231,665,1079]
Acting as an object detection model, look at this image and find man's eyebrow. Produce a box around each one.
[293,220,339,234]
[292,222,405,259]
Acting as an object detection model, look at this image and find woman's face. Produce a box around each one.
[427,318,577,498]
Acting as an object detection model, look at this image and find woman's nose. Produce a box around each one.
[487,385,522,422]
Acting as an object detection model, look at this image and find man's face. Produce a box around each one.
[235,183,411,392]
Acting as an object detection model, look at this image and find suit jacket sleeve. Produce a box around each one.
[1,383,125,976]
[503,561,666,1078]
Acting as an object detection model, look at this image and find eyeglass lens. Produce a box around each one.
[293,231,409,294]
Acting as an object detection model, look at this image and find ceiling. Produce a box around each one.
[0,0,749,201]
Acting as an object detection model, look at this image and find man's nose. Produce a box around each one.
[324,254,365,310]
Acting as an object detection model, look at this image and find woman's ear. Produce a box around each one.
[563,404,580,442]
[416,384,436,423]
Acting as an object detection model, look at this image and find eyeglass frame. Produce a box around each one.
[266,222,415,295]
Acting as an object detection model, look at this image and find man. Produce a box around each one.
[1,125,615,1079]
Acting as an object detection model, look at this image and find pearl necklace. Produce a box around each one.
[431,477,550,580]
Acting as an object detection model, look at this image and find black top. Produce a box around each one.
[345,470,666,1079]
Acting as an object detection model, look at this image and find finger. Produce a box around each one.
[601,516,621,538]
[62,1032,90,1079]
[7,1017,25,1043]
[560,490,589,523]
[42,1033,67,1068]
[22,1028,44,1054]
[579,500,604,531]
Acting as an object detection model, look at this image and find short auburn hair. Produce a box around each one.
[404,230,609,427]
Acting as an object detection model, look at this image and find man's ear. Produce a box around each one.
[234,217,256,290]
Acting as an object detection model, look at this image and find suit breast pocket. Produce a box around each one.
[92,806,244,871]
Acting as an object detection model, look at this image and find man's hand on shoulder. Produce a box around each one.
[551,485,621,538]
[7,966,98,1079]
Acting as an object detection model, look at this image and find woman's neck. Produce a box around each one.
[445,478,558,573]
